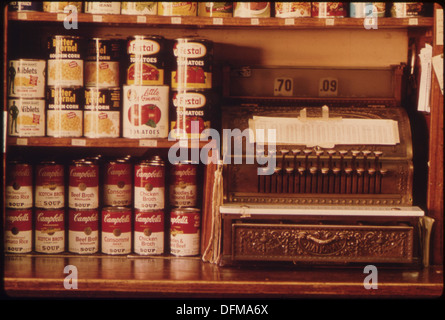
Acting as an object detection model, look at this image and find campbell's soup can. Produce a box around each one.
[233,2,271,17]
[275,2,311,17]
[85,1,121,14]
[8,59,46,98]
[6,161,33,209]
[134,209,165,255]
[172,38,213,90]
[311,2,348,18]
[43,2,82,13]
[34,208,65,254]
[121,2,158,15]
[85,38,121,88]
[69,160,99,209]
[170,208,201,256]
[4,208,33,253]
[127,35,165,85]
[170,161,198,207]
[84,87,121,138]
[68,208,99,254]
[35,160,65,209]
[103,157,133,207]
[101,207,132,255]
[158,2,197,16]
[134,157,165,210]
[198,2,233,17]
[8,98,45,137]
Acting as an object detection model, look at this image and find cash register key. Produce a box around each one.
[303,149,313,156]
[310,167,318,174]
[339,150,348,157]
[356,168,365,176]
[285,167,294,174]
[332,168,341,175]
[362,150,372,157]
[368,168,376,175]
[280,149,289,155]
[327,150,336,156]
[344,167,353,175]
[292,149,301,155]
[298,167,306,175]
[321,168,329,175]
[374,151,383,158]
[352,150,361,157]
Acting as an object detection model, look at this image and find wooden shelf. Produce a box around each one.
[8,11,434,29]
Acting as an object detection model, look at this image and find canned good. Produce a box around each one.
[85,38,121,88]
[69,160,99,209]
[9,1,43,11]
[350,3,386,18]
[4,208,33,253]
[126,35,165,86]
[103,157,133,207]
[8,98,45,137]
[122,85,169,138]
[134,209,165,255]
[158,2,197,16]
[171,38,213,90]
[35,161,65,209]
[198,2,233,17]
[275,2,311,18]
[68,208,99,254]
[8,59,46,98]
[170,161,198,207]
[134,156,165,210]
[35,208,65,254]
[101,207,132,255]
[84,87,121,138]
[43,1,82,13]
[6,161,33,209]
[85,2,121,14]
[311,2,347,18]
[121,2,157,15]
[170,208,201,256]
[391,2,424,18]
[46,86,83,137]
[233,2,271,17]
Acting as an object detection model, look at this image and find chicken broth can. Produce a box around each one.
[8,59,46,98]
[35,208,65,254]
[35,161,65,209]
[103,157,133,207]
[5,208,33,253]
[134,209,165,255]
[101,207,132,255]
[69,160,99,209]
[6,161,33,209]
[134,157,165,210]
[68,208,99,254]
[170,208,201,256]
[8,98,45,137]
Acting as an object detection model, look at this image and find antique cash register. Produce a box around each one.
[204,65,434,267]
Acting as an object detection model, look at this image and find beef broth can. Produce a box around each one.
[134,157,165,210]
[68,208,99,254]
[8,59,46,98]
[123,85,169,138]
[170,161,198,207]
[5,208,33,253]
[101,207,132,255]
[6,161,33,209]
[8,98,45,137]
[170,208,201,256]
[35,161,65,209]
[134,209,164,255]
[69,160,99,209]
[35,208,65,254]
[103,158,133,207]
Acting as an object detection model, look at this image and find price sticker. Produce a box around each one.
[171,17,182,24]
[17,12,27,20]
[71,139,86,146]
[213,17,223,25]
[57,13,66,21]
[251,18,259,25]
[274,78,293,96]
[408,18,418,26]
[139,139,157,147]
[93,15,103,22]
[284,18,295,25]
[318,77,338,97]
[325,18,335,26]
[137,15,147,23]
[16,138,28,146]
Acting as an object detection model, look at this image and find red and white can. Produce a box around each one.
[134,209,165,255]
[103,157,133,207]
[170,161,198,207]
[34,208,65,254]
[170,208,201,256]
[68,208,99,254]
[6,161,33,209]
[35,160,65,209]
[4,208,33,253]
[69,159,99,209]
[101,207,132,255]
[134,156,165,210]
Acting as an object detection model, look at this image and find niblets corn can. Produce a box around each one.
[35,161,65,209]
[134,209,164,255]
[5,208,33,253]
[7,98,45,137]
[34,208,65,254]
[101,207,132,255]
[68,208,99,254]
[8,59,46,98]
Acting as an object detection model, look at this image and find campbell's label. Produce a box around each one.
[134,162,165,210]
[69,163,99,209]
[6,162,33,208]
[68,209,99,254]
[35,208,65,253]
[101,208,132,255]
[35,163,65,208]
[5,209,33,253]
[134,209,164,255]
[103,161,132,207]
[170,163,198,207]
[170,209,200,256]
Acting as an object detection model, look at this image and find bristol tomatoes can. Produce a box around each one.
[68,208,99,254]
[122,85,169,138]
[134,209,165,255]
[4,208,33,253]
[134,156,165,210]
[103,157,133,207]
[34,208,65,254]
[69,159,99,209]
[35,160,65,209]
[170,208,201,256]
[127,35,165,85]
[6,161,33,209]
[101,207,132,255]
[170,161,198,207]
[171,38,213,90]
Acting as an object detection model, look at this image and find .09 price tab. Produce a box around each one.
[319,77,338,97]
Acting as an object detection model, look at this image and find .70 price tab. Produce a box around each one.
[274,77,293,96]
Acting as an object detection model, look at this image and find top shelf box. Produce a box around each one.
[8,12,434,29]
